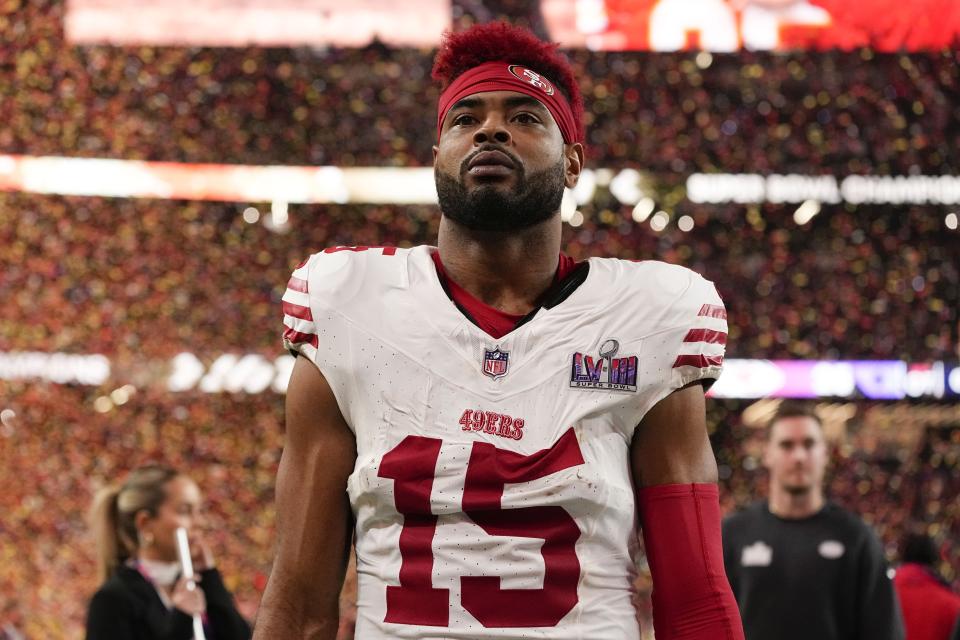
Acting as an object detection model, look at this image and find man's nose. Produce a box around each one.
[473,115,511,145]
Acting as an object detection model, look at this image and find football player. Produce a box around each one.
[256,22,743,640]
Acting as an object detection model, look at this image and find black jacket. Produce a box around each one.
[723,501,904,640]
[85,565,251,640]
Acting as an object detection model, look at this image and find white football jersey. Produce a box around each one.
[282,245,726,639]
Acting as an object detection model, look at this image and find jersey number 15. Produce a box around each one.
[378,428,585,628]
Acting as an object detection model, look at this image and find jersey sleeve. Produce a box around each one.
[626,263,727,422]
[282,256,320,361]
[281,251,358,430]
[665,272,727,391]
[634,264,728,419]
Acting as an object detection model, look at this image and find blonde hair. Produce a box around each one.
[90,465,181,582]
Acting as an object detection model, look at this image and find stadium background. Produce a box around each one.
[1,1,959,637]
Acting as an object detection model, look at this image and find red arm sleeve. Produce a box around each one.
[637,483,744,640]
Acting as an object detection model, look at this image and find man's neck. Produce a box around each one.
[437,215,562,315]
[768,486,824,520]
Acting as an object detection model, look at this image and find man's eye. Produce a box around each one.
[453,114,476,126]
[514,113,540,124]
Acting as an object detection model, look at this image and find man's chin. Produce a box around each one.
[465,176,516,194]
[783,483,813,496]
[436,160,565,233]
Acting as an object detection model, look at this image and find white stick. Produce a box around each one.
[175,527,207,640]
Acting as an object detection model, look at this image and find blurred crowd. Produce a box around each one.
[2,1,960,638]
[0,383,283,637]
[1,192,956,363]
[3,2,959,173]
[2,3,958,361]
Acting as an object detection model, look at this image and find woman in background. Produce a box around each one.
[86,465,251,640]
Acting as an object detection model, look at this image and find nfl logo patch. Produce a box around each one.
[482,347,509,380]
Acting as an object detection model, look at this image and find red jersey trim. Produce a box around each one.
[430,251,579,340]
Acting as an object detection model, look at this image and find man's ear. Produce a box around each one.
[564,143,584,189]
[432,145,439,166]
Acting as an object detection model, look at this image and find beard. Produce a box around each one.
[435,156,565,233]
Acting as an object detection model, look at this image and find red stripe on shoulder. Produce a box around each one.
[673,354,724,369]
[283,300,313,321]
[283,327,318,349]
[697,304,726,319]
[323,245,397,256]
[286,276,308,293]
[683,328,727,345]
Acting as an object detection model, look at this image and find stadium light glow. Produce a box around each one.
[3,155,959,208]
[947,212,959,230]
[168,353,205,392]
[0,409,15,429]
[66,0,452,48]
[650,211,669,231]
[0,351,110,385]
[560,189,577,221]
[632,197,655,222]
[571,170,598,205]
[110,384,133,406]
[793,199,821,225]
[609,168,644,205]
[271,200,289,227]
[677,214,694,231]
[949,367,960,394]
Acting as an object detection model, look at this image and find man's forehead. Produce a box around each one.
[771,416,823,440]
[436,60,578,144]
[450,90,551,112]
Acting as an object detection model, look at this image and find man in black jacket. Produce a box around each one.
[722,402,905,640]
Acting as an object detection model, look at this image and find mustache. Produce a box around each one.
[460,144,522,175]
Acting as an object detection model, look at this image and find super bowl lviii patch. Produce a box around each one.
[570,339,637,392]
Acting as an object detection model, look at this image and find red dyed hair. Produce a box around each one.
[432,22,585,142]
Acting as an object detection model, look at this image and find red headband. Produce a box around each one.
[437,61,578,144]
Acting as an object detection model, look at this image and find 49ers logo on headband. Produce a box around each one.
[437,61,578,143]
[507,65,555,96]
